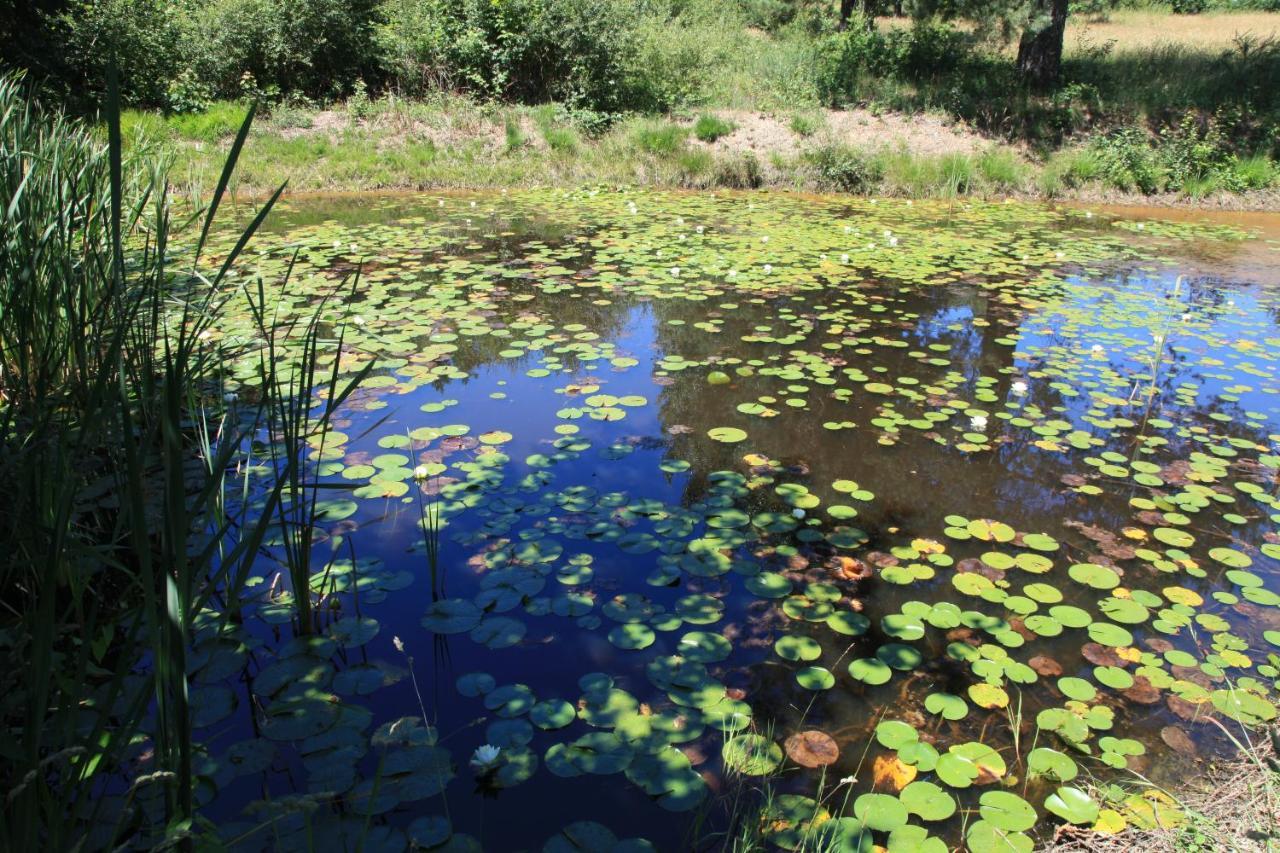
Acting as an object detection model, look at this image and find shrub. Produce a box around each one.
[55,0,195,108]
[193,0,382,100]
[813,18,884,106]
[881,18,966,78]
[804,143,883,193]
[1092,127,1163,193]
[693,114,735,142]
[629,8,732,112]
[377,0,641,112]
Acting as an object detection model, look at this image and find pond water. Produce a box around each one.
[180,190,1280,851]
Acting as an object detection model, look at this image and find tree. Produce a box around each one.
[1016,0,1069,88]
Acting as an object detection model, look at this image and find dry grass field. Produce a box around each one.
[1065,10,1280,55]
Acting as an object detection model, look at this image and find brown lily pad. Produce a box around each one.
[1029,655,1063,677]
[1160,725,1197,756]
[784,730,839,768]
[1122,676,1160,705]
[1082,642,1124,668]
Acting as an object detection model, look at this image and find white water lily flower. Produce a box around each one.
[669,267,680,277]
[1085,211,1093,218]
[413,465,430,480]
[888,237,898,247]
[393,636,405,653]
[727,269,738,278]
[760,236,769,243]
[676,216,685,225]
[1181,312,1192,322]
[695,225,704,234]
[1011,381,1028,395]
[1090,344,1104,353]
[349,243,358,252]
[762,264,772,274]
[841,254,850,263]
[470,745,502,772]
[470,200,476,207]
[843,225,852,233]
[352,316,366,326]
[970,415,988,430]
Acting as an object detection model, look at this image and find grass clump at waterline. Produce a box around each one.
[0,72,370,850]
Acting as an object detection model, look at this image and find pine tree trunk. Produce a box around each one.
[839,0,852,29]
[839,0,876,30]
[1016,0,1069,89]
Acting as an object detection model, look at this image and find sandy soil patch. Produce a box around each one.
[688,108,1000,160]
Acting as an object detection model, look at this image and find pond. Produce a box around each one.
[179,190,1280,851]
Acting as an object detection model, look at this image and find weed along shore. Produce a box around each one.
[4,0,1280,850]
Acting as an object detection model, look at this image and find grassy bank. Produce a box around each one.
[128,97,1280,208]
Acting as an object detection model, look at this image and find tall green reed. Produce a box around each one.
[0,69,368,849]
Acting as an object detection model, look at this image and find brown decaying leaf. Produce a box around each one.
[784,730,840,768]
[1160,725,1197,756]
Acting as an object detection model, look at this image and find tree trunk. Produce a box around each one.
[839,0,876,30]
[839,0,853,29]
[1016,0,1069,89]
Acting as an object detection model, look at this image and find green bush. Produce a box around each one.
[378,0,641,111]
[1092,127,1163,193]
[813,18,884,106]
[815,18,968,107]
[804,143,883,193]
[56,0,196,108]
[629,5,735,112]
[189,0,381,100]
[693,114,735,142]
[881,18,966,78]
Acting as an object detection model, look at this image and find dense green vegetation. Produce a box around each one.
[2,0,1278,202]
